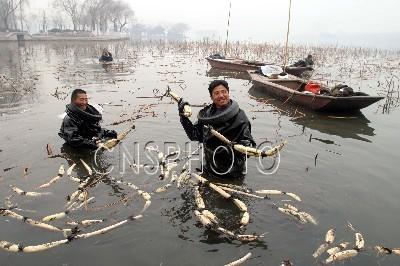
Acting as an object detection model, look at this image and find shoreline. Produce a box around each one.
[0,34,129,42]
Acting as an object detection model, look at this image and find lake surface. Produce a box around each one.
[0,40,399,265]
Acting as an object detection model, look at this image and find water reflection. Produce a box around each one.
[0,43,39,115]
[296,115,374,143]
[60,143,126,195]
[376,84,400,114]
[0,42,137,114]
[160,174,267,248]
[0,43,19,67]
[0,87,39,115]
[248,85,376,142]
[0,92,24,107]
[206,67,250,81]
[2,41,398,265]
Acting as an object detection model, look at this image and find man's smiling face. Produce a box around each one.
[72,93,88,110]
[211,84,230,108]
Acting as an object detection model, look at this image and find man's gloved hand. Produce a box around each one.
[91,137,102,148]
[230,141,238,147]
[92,136,100,142]
[104,130,118,138]
[178,98,189,115]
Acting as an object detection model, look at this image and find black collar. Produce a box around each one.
[197,100,239,125]
[66,104,102,123]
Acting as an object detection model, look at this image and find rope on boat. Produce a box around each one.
[281,91,295,106]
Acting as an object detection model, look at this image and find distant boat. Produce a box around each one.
[248,70,384,112]
[206,56,313,78]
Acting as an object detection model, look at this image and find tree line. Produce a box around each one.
[0,0,134,33]
[0,0,190,40]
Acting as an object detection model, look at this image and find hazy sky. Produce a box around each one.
[131,0,400,41]
[32,0,400,47]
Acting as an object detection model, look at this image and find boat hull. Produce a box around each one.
[206,57,312,78]
[249,71,384,112]
[206,57,260,72]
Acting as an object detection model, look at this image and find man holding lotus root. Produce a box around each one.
[178,80,256,179]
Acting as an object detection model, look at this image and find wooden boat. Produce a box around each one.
[248,85,376,142]
[206,67,250,80]
[205,57,313,78]
[248,70,384,112]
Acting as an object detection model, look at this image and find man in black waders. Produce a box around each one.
[178,80,256,179]
[59,89,117,149]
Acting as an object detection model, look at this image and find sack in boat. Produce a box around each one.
[209,53,225,59]
[260,65,283,78]
[331,84,354,97]
[304,82,321,94]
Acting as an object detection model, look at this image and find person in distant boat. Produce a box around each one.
[178,80,256,179]
[305,54,314,66]
[59,89,117,149]
[292,54,314,67]
[99,48,113,62]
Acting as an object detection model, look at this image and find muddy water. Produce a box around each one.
[0,41,399,265]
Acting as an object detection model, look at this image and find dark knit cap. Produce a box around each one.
[208,80,229,95]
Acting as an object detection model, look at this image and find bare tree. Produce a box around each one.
[0,0,23,31]
[41,10,47,32]
[108,2,121,32]
[17,0,135,34]
[118,3,134,32]
[107,0,134,32]
[19,0,22,30]
[24,12,41,33]
[97,0,109,33]
[82,0,99,32]
[51,13,66,30]
[17,0,28,31]
[54,0,82,31]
